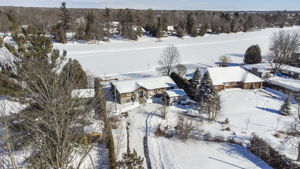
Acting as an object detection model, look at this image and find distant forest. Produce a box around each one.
[0,3,300,42]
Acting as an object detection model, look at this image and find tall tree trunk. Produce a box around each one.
[297,142,300,162]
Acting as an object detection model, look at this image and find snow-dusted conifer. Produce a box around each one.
[198,71,221,121]
[280,96,291,116]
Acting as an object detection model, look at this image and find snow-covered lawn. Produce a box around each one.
[149,138,272,169]
[111,88,299,168]
[54,26,300,76]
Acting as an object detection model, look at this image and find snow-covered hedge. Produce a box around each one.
[249,135,300,169]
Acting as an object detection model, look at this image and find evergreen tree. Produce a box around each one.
[0,37,3,47]
[56,2,73,43]
[59,2,73,32]
[199,24,207,36]
[85,10,96,40]
[198,72,221,121]
[186,13,197,37]
[103,8,112,37]
[280,96,291,116]
[60,59,88,89]
[156,17,163,38]
[118,149,144,169]
[244,44,262,64]
[94,78,107,119]
[192,68,201,86]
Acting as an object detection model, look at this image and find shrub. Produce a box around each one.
[244,45,262,64]
[203,132,213,141]
[224,118,230,124]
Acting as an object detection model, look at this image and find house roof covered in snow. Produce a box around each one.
[111,76,176,94]
[165,89,187,98]
[281,65,300,74]
[207,66,264,86]
[71,89,95,98]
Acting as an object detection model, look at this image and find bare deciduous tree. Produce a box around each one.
[158,45,181,76]
[218,55,232,67]
[268,30,300,73]
[174,64,187,76]
[285,105,300,161]
[174,116,196,141]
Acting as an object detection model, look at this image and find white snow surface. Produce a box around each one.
[207,66,263,85]
[54,26,300,76]
[71,89,95,98]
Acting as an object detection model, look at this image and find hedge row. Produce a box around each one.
[249,135,300,169]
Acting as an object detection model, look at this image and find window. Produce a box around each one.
[127,93,131,97]
[224,82,230,86]
[157,89,160,92]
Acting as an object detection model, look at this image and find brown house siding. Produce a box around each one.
[214,82,263,91]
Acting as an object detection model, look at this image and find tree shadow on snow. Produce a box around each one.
[217,143,272,169]
[256,107,280,114]
[214,62,241,67]
[227,53,244,58]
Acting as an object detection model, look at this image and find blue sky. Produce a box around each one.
[0,0,299,11]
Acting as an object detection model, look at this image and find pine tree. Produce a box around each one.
[118,149,144,169]
[192,68,201,87]
[186,13,197,37]
[280,96,291,116]
[0,37,3,47]
[156,17,163,38]
[103,8,112,37]
[244,44,262,64]
[60,59,88,89]
[94,78,107,120]
[198,72,221,121]
[85,10,96,40]
[199,24,207,36]
[59,2,73,32]
[57,2,73,43]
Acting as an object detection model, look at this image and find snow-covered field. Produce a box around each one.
[55,26,300,76]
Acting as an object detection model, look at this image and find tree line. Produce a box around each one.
[0,3,299,42]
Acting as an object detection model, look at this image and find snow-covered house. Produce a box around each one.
[242,63,272,78]
[207,67,264,91]
[164,89,187,103]
[111,76,176,104]
[280,65,300,80]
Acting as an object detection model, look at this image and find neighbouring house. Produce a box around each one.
[111,76,176,104]
[242,63,273,78]
[207,66,264,91]
[280,65,300,80]
[163,89,187,104]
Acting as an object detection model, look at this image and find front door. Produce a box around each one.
[138,90,144,97]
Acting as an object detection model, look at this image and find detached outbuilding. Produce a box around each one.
[163,89,187,104]
[207,66,264,91]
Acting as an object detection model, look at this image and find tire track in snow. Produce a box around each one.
[148,112,181,169]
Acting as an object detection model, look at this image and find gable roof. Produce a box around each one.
[111,76,176,94]
[165,89,187,98]
[207,66,264,86]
